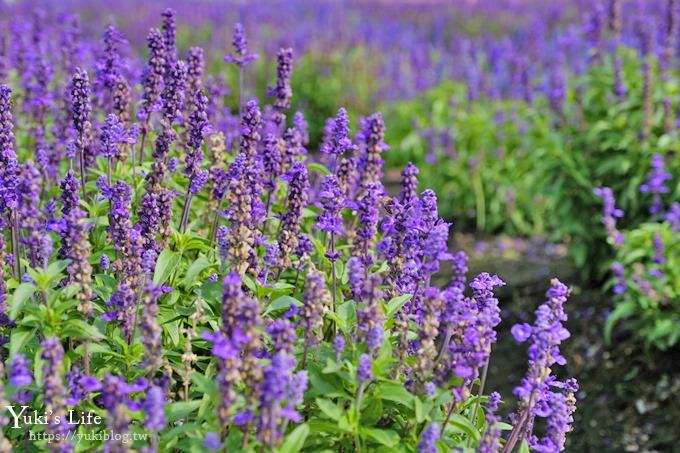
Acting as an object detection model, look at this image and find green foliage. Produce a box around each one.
[605,222,680,349]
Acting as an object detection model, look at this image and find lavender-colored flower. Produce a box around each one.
[505,279,577,453]
[316,174,344,235]
[142,385,166,432]
[358,113,389,188]
[41,337,73,453]
[478,392,502,453]
[187,90,211,151]
[356,353,373,383]
[224,23,258,67]
[611,261,626,294]
[261,133,282,190]
[162,60,187,126]
[18,161,48,268]
[59,171,93,315]
[321,108,355,157]
[293,111,309,146]
[418,423,440,453]
[104,180,133,251]
[353,182,382,265]
[204,330,242,428]
[65,367,101,406]
[256,351,307,448]
[333,335,346,357]
[9,354,33,387]
[267,48,293,125]
[186,46,205,95]
[99,113,128,160]
[203,432,221,451]
[161,8,177,68]
[0,85,18,214]
[594,187,624,246]
[278,162,309,268]
[95,26,126,108]
[640,154,672,215]
[69,67,91,138]
[141,283,164,374]
[666,202,680,232]
[139,28,166,123]
[399,162,419,206]
[301,268,330,343]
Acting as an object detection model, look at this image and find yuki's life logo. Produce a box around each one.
[4,406,102,429]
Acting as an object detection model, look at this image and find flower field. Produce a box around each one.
[0,1,677,452]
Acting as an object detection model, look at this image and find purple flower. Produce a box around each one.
[320,108,355,157]
[640,154,672,215]
[666,202,680,232]
[100,254,110,270]
[224,23,258,67]
[99,113,128,160]
[162,60,187,126]
[139,29,166,123]
[256,351,307,447]
[0,85,18,214]
[203,432,221,451]
[69,67,91,137]
[267,48,293,125]
[161,9,177,68]
[333,335,346,356]
[611,261,626,294]
[9,354,33,387]
[278,162,309,268]
[357,353,372,383]
[511,323,533,342]
[301,269,330,344]
[41,337,73,452]
[293,111,309,146]
[142,385,166,432]
[316,174,345,235]
[399,162,419,206]
[594,187,624,246]
[354,182,382,265]
[418,423,440,453]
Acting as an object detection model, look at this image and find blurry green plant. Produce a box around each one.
[604,222,680,349]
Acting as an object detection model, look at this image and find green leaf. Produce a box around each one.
[604,300,635,343]
[264,295,303,316]
[316,398,342,421]
[190,372,218,398]
[385,294,411,317]
[377,383,414,409]
[182,255,213,288]
[361,428,399,447]
[307,162,332,176]
[519,439,531,453]
[166,400,202,422]
[279,423,310,453]
[9,283,36,320]
[62,320,104,340]
[153,250,182,285]
[445,413,481,442]
[9,328,35,357]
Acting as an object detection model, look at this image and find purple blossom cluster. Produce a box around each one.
[0,8,585,452]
